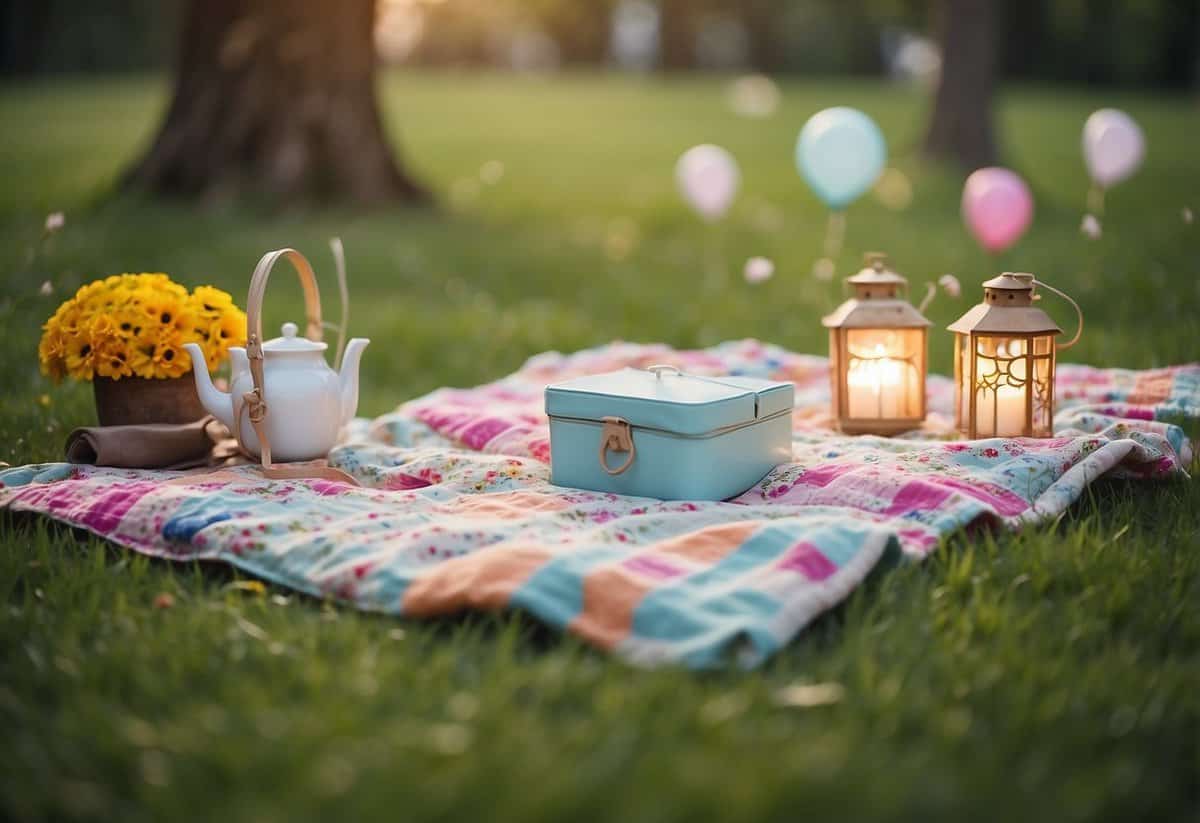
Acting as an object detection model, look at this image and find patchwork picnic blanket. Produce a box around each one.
[2,341,1196,668]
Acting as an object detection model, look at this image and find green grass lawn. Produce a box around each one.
[1,71,1198,822]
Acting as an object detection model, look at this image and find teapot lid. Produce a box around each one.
[263,322,327,353]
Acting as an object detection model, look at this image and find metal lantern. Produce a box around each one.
[823,253,930,434]
[948,272,1083,439]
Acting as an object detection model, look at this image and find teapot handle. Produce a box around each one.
[237,249,321,472]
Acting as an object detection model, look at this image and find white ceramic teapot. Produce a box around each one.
[184,247,368,466]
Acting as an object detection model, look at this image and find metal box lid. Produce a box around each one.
[544,366,794,436]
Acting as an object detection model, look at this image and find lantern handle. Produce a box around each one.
[916,281,936,314]
[1033,279,1083,350]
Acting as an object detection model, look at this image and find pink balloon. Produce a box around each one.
[676,144,740,222]
[961,167,1033,254]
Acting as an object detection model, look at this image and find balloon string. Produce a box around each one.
[823,211,846,260]
[1086,184,1106,218]
[703,222,727,293]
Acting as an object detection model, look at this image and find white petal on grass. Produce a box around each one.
[728,74,780,119]
[700,692,749,725]
[447,692,480,721]
[480,160,505,185]
[428,723,473,755]
[1080,213,1102,240]
[139,750,171,787]
[773,682,845,708]
[743,256,775,284]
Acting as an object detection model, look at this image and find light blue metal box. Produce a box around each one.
[545,365,794,501]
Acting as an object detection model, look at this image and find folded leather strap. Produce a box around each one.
[258,462,361,484]
[235,248,360,487]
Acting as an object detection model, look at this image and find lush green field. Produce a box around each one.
[1,72,1198,822]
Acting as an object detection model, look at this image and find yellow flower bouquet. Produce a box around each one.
[39,273,247,425]
[39,273,246,382]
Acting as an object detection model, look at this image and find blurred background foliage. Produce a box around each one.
[2,0,1197,89]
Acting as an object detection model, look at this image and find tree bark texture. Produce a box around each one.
[923,0,999,170]
[123,0,428,204]
[658,0,694,70]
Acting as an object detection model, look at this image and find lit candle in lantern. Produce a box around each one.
[973,342,1027,437]
[975,381,1027,437]
[847,344,903,419]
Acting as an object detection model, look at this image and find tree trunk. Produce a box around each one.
[1001,0,1047,82]
[923,0,999,170]
[1159,0,1199,90]
[1081,0,1117,86]
[658,0,694,70]
[740,0,776,73]
[123,0,429,205]
[0,0,51,74]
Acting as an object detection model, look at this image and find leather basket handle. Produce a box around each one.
[246,248,323,352]
[598,417,636,475]
[238,249,322,472]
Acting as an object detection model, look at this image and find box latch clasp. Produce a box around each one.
[598,416,636,475]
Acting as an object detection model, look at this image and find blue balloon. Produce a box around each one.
[795,107,887,210]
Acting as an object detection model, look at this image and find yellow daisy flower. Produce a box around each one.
[141,292,187,331]
[52,301,88,335]
[72,280,106,305]
[63,331,95,381]
[192,285,236,319]
[208,309,246,349]
[128,332,156,379]
[38,320,67,382]
[110,305,145,339]
[88,311,118,342]
[150,327,190,379]
[93,335,134,380]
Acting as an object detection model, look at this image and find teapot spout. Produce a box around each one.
[337,338,370,425]
[183,343,236,431]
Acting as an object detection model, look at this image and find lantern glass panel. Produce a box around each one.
[844,328,923,421]
[956,333,970,427]
[1031,334,1055,435]
[828,330,841,407]
[971,334,1031,438]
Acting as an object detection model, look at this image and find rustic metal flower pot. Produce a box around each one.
[93,376,207,427]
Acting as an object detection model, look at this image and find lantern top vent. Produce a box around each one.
[822,253,931,330]
[846,252,908,294]
[948,272,1063,336]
